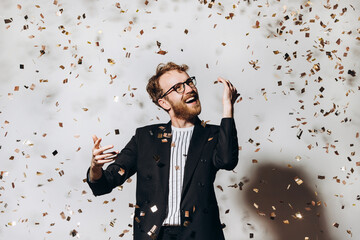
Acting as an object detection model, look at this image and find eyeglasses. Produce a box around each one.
[160,76,196,99]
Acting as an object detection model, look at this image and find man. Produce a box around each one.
[87,62,239,240]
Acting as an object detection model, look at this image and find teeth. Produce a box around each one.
[185,97,195,103]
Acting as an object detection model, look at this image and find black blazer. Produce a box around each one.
[87,117,239,240]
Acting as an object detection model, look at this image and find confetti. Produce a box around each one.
[107,59,115,64]
[4,18,13,24]
[294,176,303,185]
[157,50,167,55]
[150,205,158,212]
[118,168,125,176]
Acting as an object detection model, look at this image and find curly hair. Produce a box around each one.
[146,62,189,108]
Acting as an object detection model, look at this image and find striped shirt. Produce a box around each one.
[162,125,194,226]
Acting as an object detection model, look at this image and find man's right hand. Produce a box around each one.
[89,135,119,182]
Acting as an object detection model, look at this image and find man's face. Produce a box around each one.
[158,70,201,120]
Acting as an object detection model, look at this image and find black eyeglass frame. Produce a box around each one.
[159,76,196,99]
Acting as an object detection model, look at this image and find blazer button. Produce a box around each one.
[198,182,204,187]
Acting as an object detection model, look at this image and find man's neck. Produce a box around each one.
[170,116,197,128]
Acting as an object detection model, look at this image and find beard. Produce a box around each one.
[167,93,201,120]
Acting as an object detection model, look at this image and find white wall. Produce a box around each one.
[0,0,359,239]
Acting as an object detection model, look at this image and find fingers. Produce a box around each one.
[91,135,119,169]
[96,158,116,165]
[92,135,98,144]
[92,157,116,168]
[92,149,119,168]
[218,77,234,90]
[93,144,115,156]
[218,77,238,97]
[94,151,118,160]
[93,137,102,150]
[217,77,229,87]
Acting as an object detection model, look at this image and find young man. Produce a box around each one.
[87,62,239,240]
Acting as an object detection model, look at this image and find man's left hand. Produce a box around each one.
[218,77,240,118]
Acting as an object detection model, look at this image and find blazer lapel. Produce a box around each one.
[181,117,210,200]
[153,120,172,198]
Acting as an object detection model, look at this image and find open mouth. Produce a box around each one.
[184,96,198,104]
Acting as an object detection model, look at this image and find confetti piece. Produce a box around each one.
[294,176,303,185]
[294,212,303,219]
[252,20,260,28]
[185,210,190,217]
[348,70,356,77]
[107,59,115,64]
[118,168,125,176]
[147,225,157,236]
[157,50,167,55]
[4,18,13,24]
[150,205,158,212]
[7,221,16,226]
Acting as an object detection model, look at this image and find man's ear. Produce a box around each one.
[158,98,171,111]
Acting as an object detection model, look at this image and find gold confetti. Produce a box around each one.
[185,210,189,217]
[118,168,125,176]
[107,58,115,64]
[157,50,167,55]
[252,20,260,28]
[294,176,303,185]
[295,212,303,219]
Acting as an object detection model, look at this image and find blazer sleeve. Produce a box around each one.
[86,129,138,196]
[212,117,239,170]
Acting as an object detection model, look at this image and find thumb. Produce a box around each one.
[92,135,98,144]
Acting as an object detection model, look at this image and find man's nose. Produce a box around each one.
[184,82,195,94]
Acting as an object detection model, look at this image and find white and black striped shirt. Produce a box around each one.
[162,125,194,226]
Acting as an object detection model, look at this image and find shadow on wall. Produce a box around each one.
[242,163,332,240]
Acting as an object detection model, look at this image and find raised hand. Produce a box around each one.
[217,77,240,118]
[89,135,119,181]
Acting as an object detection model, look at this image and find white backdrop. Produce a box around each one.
[0,0,359,239]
